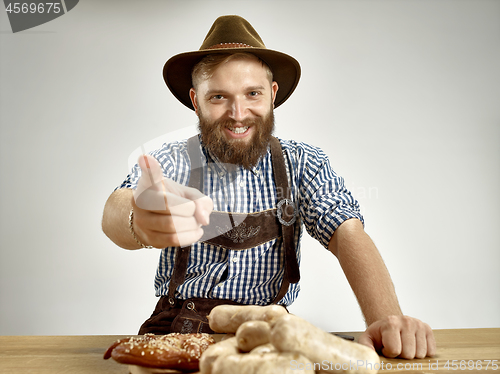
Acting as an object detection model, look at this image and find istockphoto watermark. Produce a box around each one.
[291,359,499,372]
[291,359,382,372]
[3,0,79,33]
[346,182,379,200]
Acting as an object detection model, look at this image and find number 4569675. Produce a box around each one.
[5,3,62,14]
[444,360,498,370]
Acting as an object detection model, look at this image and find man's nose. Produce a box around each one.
[228,97,248,122]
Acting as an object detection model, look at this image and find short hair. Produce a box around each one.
[191,52,274,89]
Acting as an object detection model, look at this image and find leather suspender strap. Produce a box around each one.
[167,247,190,305]
[186,135,204,192]
[269,137,300,303]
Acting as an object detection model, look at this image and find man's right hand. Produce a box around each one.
[131,154,213,248]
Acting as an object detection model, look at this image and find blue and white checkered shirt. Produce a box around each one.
[118,136,363,306]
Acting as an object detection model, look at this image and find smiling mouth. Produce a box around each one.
[228,126,249,134]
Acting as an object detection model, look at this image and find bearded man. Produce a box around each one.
[102,15,435,359]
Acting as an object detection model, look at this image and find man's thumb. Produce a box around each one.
[137,154,164,190]
[358,331,376,352]
[133,155,168,211]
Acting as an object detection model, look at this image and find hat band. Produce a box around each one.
[206,42,254,50]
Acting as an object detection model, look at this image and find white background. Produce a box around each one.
[1,0,498,335]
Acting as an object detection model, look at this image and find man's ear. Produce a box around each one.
[189,88,199,114]
[271,81,279,107]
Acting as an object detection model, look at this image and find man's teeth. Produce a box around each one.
[229,126,249,134]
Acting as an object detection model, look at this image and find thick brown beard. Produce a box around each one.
[197,109,275,170]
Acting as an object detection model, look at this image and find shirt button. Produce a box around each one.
[232,255,239,263]
[239,181,245,187]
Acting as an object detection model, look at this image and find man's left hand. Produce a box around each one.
[358,315,436,359]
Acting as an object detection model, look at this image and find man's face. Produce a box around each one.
[189,57,279,169]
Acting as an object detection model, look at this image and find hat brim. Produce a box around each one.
[163,48,301,111]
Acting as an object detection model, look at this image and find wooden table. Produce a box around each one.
[0,329,498,373]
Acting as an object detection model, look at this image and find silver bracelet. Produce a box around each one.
[128,208,153,249]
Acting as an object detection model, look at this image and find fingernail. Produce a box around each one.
[203,211,210,225]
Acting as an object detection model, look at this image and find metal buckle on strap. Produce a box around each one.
[276,199,297,226]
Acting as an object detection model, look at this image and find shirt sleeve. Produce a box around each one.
[116,162,142,190]
[297,143,364,249]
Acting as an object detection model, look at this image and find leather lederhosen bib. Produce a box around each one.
[138,136,299,335]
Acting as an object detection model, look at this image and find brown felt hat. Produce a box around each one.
[163,15,301,110]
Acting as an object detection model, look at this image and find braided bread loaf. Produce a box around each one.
[104,333,215,371]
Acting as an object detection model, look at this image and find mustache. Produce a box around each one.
[212,117,261,128]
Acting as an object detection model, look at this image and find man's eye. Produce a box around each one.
[249,91,259,97]
[212,95,224,100]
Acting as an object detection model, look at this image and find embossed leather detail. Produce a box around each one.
[200,210,280,250]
